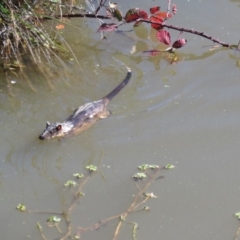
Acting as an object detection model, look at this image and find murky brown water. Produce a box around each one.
[1,0,240,239]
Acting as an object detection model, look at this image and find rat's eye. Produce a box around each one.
[56,125,62,131]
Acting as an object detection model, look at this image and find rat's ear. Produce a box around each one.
[46,121,50,127]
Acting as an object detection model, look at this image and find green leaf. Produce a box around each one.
[165,164,175,169]
[149,165,160,169]
[143,206,150,211]
[64,180,77,187]
[85,165,97,172]
[47,216,61,223]
[132,172,147,179]
[106,8,122,21]
[73,173,84,179]
[235,212,240,219]
[113,9,123,21]
[138,164,159,171]
[76,192,84,197]
[16,203,26,212]
[138,164,149,171]
[0,4,10,14]
[144,192,157,198]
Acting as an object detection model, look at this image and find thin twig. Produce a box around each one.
[167,0,171,18]
[139,19,230,47]
[42,13,110,20]
[60,176,90,240]
[234,222,240,240]
[95,0,107,15]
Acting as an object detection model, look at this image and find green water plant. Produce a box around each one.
[85,164,97,172]
[15,163,173,240]
[16,203,26,212]
[234,212,240,240]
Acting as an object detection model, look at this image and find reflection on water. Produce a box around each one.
[1,1,240,240]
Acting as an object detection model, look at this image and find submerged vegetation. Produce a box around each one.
[16,164,173,239]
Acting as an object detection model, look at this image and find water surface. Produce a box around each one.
[1,0,240,239]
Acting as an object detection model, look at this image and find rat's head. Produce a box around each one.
[39,121,63,140]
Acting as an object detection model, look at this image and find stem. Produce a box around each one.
[60,176,90,240]
[234,222,240,240]
[164,23,230,47]
[167,0,171,18]
[42,13,110,20]
[95,0,107,15]
[139,19,230,47]
[41,11,231,48]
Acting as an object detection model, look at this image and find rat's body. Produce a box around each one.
[39,66,132,140]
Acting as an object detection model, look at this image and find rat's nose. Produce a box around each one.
[39,135,44,140]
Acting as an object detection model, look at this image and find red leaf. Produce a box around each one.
[97,23,118,32]
[156,30,171,45]
[155,11,172,19]
[172,4,177,15]
[172,39,187,49]
[149,15,164,30]
[150,6,160,14]
[149,12,172,30]
[124,8,148,23]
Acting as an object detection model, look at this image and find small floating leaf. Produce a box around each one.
[138,164,159,171]
[143,206,150,211]
[132,172,147,179]
[73,173,84,179]
[64,180,77,187]
[74,234,80,239]
[85,165,97,172]
[165,164,175,169]
[138,164,150,171]
[235,212,240,219]
[76,192,85,197]
[47,216,61,223]
[144,192,157,198]
[16,203,26,212]
[149,165,160,169]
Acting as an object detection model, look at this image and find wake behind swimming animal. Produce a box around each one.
[39,66,132,140]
